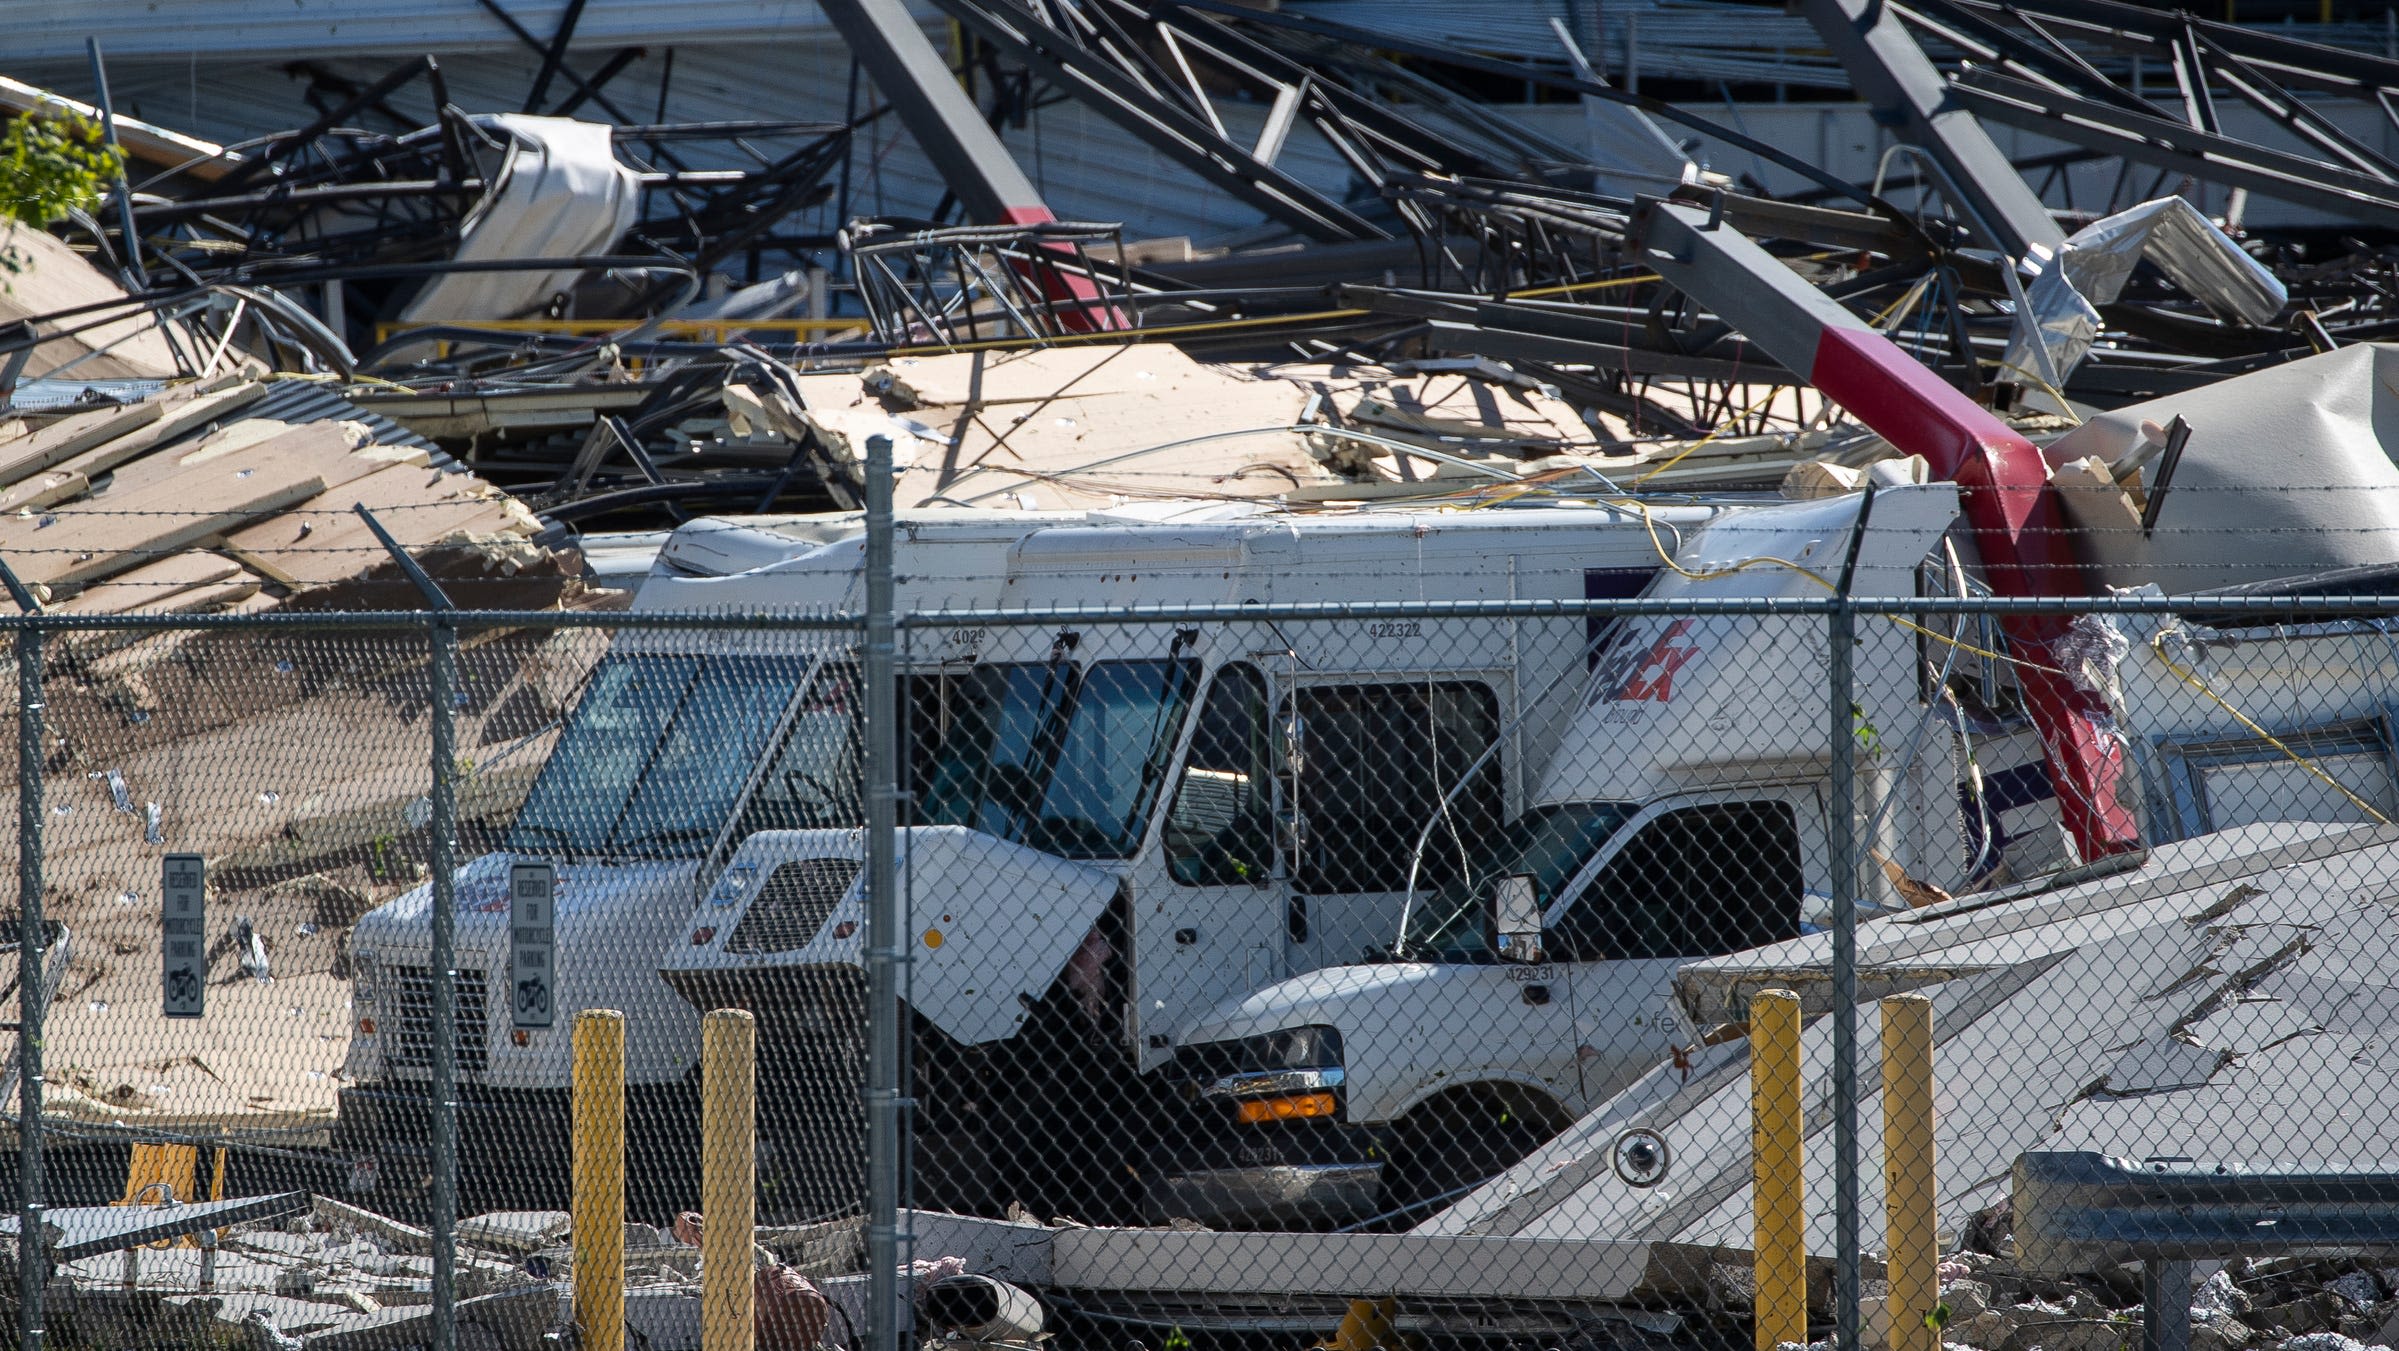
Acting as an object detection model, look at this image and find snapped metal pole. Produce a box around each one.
[1752,988,1807,1351]
[574,1010,626,1351]
[2,558,43,1351]
[83,39,149,292]
[864,433,911,1351]
[701,1009,757,1351]
[355,507,458,1351]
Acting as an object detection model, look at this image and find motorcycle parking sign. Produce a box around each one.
[162,854,205,1019]
[510,861,556,1029]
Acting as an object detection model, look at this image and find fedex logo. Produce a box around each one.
[1592,619,1704,705]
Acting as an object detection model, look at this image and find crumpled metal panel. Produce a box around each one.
[2004,196,2287,411]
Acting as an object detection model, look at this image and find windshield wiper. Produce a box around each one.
[510,822,580,865]
[611,824,715,858]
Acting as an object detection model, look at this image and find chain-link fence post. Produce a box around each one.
[864,434,912,1351]
[427,604,460,1351]
[358,507,459,1351]
[1829,589,1864,1351]
[12,592,45,1351]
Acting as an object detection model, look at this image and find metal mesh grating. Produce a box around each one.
[725,858,862,954]
[387,965,489,1074]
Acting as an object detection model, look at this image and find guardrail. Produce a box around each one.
[2015,1152,2399,1351]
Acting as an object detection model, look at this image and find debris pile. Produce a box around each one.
[0,376,581,615]
[741,342,1852,512]
[1789,1233,2399,1351]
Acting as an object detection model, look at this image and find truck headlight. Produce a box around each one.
[1180,1025,1345,1108]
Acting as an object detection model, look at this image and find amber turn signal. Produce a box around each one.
[1234,1091,1337,1124]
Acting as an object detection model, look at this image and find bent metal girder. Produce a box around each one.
[1633,196,2140,860]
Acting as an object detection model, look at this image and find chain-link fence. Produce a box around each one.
[6,585,2399,1351]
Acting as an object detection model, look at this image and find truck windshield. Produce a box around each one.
[508,653,808,859]
[1398,801,1635,960]
[920,658,1200,860]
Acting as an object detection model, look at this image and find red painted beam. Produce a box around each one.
[1811,327,2139,859]
[997,205,1129,334]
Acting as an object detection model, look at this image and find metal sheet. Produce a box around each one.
[0,1192,308,1261]
[2003,196,2288,410]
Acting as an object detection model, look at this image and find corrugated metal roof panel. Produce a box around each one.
[247,380,446,460]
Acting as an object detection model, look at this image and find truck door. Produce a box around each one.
[1553,795,1808,1103]
[1140,662,1289,1065]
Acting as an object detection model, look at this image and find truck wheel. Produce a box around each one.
[1376,1089,1565,1226]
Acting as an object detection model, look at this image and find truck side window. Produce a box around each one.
[1548,801,1803,961]
[1166,664,1274,886]
[1290,681,1501,896]
[733,661,864,837]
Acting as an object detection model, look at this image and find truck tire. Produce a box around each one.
[1375,1087,1567,1226]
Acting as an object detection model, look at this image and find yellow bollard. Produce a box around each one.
[1751,988,1807,1351]
[1316,1296,1396,1351]
[574,1009,627,1351]
[702,1009,757,1351]
[1882,994,1937,1351]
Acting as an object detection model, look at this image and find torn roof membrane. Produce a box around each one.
[1427,822,2399,1255]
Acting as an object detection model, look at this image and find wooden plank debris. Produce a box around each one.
[222,464,528,591]
[0,378,566,613]
[55,552,250,616]
[0,468,90,514]
[0,469,327,592]
[68,383,269,477]
[0,399,166,488]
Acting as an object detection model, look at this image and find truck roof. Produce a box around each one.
[636,499,1742,613]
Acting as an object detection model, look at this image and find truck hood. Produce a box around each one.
[351,851,699,958]
[660,824,1121,1047]
[1177,961,1450,1046]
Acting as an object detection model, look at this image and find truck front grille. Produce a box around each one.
[725,859,862,954]
[387,965,489,1074]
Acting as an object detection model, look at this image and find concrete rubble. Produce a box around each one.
[732,342,1862,512]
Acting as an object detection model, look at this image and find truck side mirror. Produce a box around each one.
[1276,806,1308,865]
[1491,874,1544,963]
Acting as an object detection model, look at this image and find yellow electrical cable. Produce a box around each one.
[1990,357,2084,427]
[880,272,1665,357]
[2146,634,2391,825]
[1628,384,1795,487]
[1619,492,2058,673]
[1865,273,1936,330]
[272,369,420,393]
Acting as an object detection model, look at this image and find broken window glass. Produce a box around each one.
[1287,681,1502,896]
